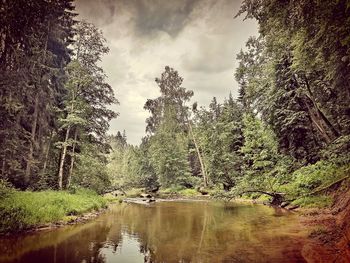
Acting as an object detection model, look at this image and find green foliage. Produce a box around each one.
[149,125,191,187]
[178,188,198,197]
[0,188,107,233]
[282,161,350,198]
[0,179,14,198]
[144,66,193,133]
[0,4,117,193]
[107,133,159,190]
[0,0,76,188]
[291,196,333,209]
[72,143,111,194]
[194,95,244,189]
[238,113,291,192]
[321,135,350,165]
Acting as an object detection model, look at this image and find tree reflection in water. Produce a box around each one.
[0,201,311,263]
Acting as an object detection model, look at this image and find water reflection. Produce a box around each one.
[0,201,309,263]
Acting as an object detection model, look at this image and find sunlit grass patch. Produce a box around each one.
[0,188,107,233]
[178,188,198,197]
[103,193,124,203]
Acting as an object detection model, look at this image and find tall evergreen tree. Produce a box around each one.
[0,0,75,188]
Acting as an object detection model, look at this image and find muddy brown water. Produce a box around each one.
[0,201,318,263]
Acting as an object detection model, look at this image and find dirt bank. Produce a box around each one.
[301,178,350,262]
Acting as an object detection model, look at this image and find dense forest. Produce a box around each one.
[0,0,349,217]
[0,0,117,193]
[107,0,350,206]
[1,1,349,262]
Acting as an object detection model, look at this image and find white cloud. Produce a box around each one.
[75,0,258,144]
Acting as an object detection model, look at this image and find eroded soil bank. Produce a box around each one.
[300,178,350,262]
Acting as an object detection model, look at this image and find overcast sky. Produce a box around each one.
[75,0,258,145]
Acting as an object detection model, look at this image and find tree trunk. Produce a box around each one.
[305,101,332,143]
[58,126,70,190]
[24,93,39,186]
[66,129,78,189]
[303,75,340,140]
[42,131,53,175]
[24,21,50,187]
[58,78,75,190]
[188,121,208,187]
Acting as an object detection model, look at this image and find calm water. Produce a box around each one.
[0,201,313,263]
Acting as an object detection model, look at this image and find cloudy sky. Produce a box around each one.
[75,0,258,145]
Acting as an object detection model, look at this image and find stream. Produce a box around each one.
[0,201,316,263]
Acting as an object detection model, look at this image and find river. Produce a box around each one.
[0,200,317,263]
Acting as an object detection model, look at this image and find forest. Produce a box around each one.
[0,0,349,258]
[0,1,117,193]
[107,1,350,208]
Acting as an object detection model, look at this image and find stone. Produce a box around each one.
[280,202,290,208]
[140,193,152,198]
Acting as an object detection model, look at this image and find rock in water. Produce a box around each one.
[140,193,152,198]
[280,202,290,208]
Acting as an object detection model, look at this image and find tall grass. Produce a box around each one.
[0,188,107,233]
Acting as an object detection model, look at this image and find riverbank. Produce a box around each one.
[299,178,350,261]
[0,187,116,234]
[2,183,348,261]
[153,184,350,260]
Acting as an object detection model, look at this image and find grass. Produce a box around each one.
[103,193,125,203]
[160,185,186,194]
[291,195,333,208]
[178,188,198,197]
[0,188,108,233]
[282,161,350,198]
[124,188,144,197]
